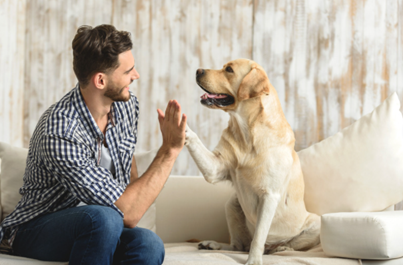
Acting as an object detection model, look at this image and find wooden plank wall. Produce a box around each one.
[0,0,26,147]
[254,0,402,150]
[1,0,403,176]
[111,0,253,174]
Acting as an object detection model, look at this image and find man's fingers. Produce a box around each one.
[169,100,177,121]
[157,109,164,126]
[163,100,185,129]
[174,101,182,126]
[180,113,187,131]
[165,100,172,122]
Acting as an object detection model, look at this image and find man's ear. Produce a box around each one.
[93,73,107,90]
[237,67,270,101]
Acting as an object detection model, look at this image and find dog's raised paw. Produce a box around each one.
[198,241,222,250]
[185,125,197,146]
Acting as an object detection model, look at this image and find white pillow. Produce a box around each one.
[0,142,27,221]
[321,211,403,259]
[298,93,403,215]
[0,142,157,232]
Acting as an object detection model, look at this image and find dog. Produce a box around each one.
[184,59,320,265]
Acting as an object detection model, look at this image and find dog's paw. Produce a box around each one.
[245,256,262,265]
[184,125,197,146]
[198,241,222,250]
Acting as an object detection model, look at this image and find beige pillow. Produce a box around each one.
[0,142,157,232]
[0,142,27,221]
[298,93,403,215]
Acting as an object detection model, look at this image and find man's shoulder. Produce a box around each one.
[28,88,85,155]
[41,89,80,137]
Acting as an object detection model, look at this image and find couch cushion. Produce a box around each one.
[0,253,67,264]
[0,142,157,232]
[162,242,359,265]
[298,93,403,215]
[321,211,403,259]
[0,142,28,221]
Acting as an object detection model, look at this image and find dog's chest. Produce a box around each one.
[232,178,260,222]
[230,147,279,189]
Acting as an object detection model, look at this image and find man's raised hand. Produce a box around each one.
[157,100,187,154]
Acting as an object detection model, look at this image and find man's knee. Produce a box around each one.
[79,205,123,242]
[140,228,165,260]
[122,227,165,264]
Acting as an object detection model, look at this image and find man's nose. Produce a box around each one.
[196,69,205,77]
[132,68,140,80]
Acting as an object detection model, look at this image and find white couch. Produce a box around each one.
[2,93,403,265]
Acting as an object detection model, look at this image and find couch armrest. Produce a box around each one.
[155,175,234,243]
[321,211,403,260]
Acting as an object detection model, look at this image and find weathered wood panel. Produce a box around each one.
[253,0,401,151]
[112,0,253,175]
[398,0,403,115]
[395,0,403,211]
[23,0,113,146]
[2,0,403,177]
[0,0,26,147]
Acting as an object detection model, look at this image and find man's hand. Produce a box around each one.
[157,100,187,155]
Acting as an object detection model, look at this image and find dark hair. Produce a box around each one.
[72,24,133,86]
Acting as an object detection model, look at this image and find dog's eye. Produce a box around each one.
[225,66,234,73]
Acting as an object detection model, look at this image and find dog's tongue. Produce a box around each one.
[201,93,227,100]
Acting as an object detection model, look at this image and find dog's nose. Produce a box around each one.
[196,69,205,77]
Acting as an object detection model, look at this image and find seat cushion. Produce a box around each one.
[298,93,403,215]
[321,211,403,259]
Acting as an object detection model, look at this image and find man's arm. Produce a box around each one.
[115,100,186,228]
[129,155,138,183]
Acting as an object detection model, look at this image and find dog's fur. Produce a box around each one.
[185,59,320,265]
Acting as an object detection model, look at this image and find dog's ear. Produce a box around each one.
[237,66,271,101]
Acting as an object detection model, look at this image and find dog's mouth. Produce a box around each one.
[198,83,235,107]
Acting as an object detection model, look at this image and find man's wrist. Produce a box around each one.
[158,144,181,160]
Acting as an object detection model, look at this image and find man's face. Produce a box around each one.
[104,50,139,102]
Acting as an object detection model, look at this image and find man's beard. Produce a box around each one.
[104,83,131,102]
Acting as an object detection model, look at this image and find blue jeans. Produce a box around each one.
[12,205,165,265]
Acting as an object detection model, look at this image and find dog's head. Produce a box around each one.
[196,59,272,110]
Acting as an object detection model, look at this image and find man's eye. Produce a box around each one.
[225,66,234,73]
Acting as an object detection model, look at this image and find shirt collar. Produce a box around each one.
[109,101,122,127]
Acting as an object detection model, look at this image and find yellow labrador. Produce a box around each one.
[185,59,320,265]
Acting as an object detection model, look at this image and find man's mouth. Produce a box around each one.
[198,84,235,107]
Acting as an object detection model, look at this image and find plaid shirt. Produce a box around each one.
[0,84,139,244]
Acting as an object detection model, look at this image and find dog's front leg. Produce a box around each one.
[246,193,280,265]
[185,125,226,183]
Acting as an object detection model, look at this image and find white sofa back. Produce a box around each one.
[156,175,233,243]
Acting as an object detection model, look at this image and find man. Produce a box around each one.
[0,24,186,264]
